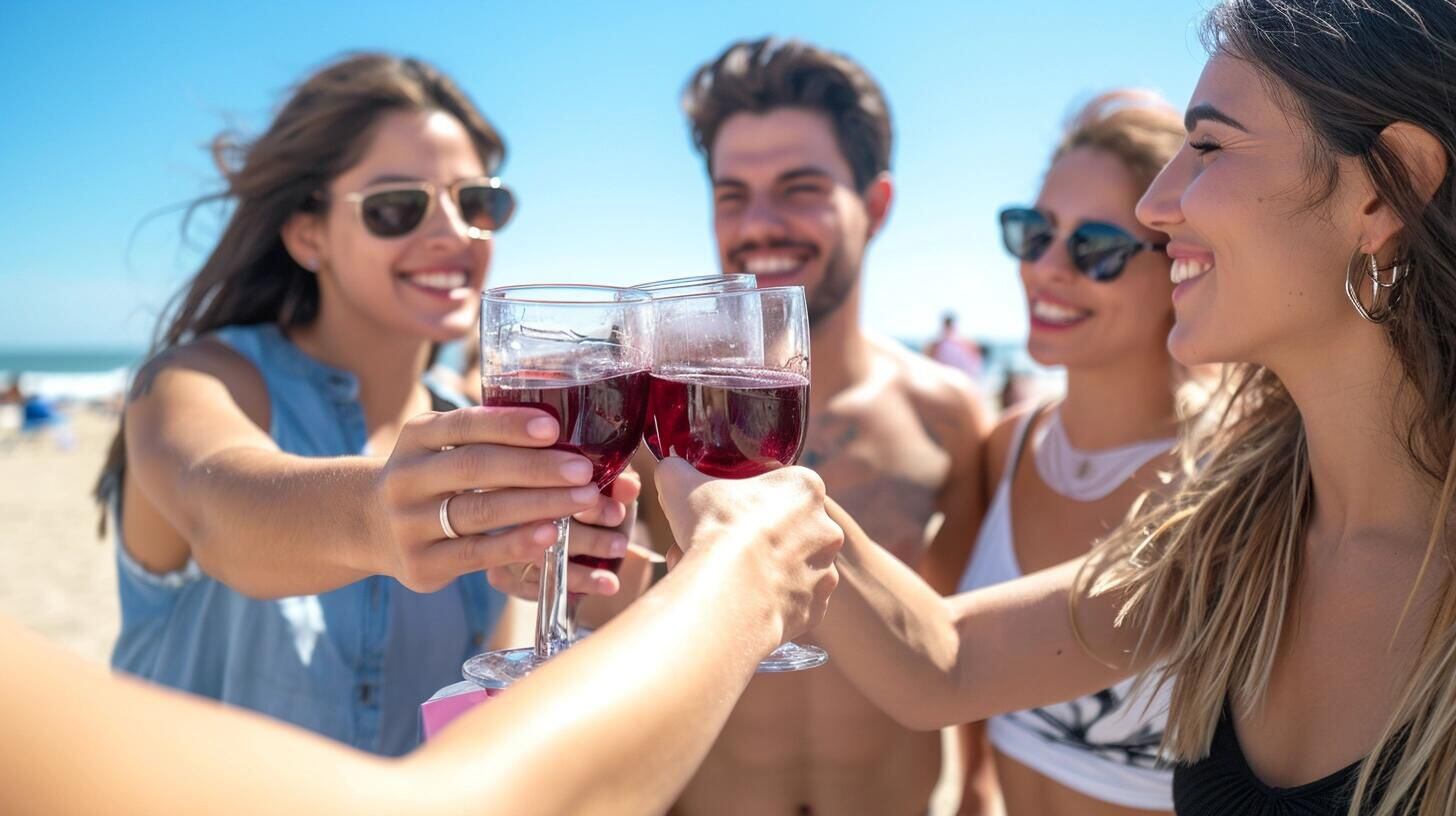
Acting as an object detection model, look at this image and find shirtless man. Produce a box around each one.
[639,38,993,815]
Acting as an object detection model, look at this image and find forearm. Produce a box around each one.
[410,541,774,816]
[824,501,1140,732]
[176,447,383,597]
[2,617,393,816]
[4,532,774,816]
[817,498,970,730]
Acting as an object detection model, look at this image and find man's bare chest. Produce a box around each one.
[800,405,951,562]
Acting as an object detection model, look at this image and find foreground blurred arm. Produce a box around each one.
[2,461,841,816]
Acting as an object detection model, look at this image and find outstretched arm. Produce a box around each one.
[813,498,1140,731]
[2,462,842,816]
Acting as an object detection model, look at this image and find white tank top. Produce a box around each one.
[958,408,1175,811]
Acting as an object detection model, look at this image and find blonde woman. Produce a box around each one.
[663,1,1456,813]
[958,91,1185,816]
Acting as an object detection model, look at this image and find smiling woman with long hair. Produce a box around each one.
[92,53,637,755]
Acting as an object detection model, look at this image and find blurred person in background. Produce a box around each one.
[925,312,985,382]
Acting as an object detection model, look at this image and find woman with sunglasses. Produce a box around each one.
[93,53,633,755]
[664,1,1456,812]
[957,91,1187,816]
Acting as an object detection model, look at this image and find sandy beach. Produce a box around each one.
[0,409,120,664]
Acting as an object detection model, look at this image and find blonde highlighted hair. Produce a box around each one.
[1052,90,1212,410]
[1078,2,1456,814]
[1054,89,1186,195]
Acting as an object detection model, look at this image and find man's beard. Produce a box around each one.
[807,242,860,327]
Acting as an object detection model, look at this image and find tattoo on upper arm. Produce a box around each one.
[801,419,858,469]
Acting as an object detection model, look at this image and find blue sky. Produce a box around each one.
[0,0,1212,350]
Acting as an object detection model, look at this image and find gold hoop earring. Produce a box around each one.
[1345,249,1408,323]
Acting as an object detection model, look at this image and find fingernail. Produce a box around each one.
[527,417,558,440]
[571,485,600,503]
[609,535,628,556]
[532,523,557,545]
[561,460,593,484]
[593,570,616,585]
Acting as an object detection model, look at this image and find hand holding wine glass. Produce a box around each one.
[464,284,653,688]
[646,285,824,671]
[652,457,843,644]
[369,405,608,593]
[485,470,641,601]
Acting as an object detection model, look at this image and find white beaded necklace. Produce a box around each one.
[1033,408,1176,502]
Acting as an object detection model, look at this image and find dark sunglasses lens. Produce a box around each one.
[1070,223,1141,281]
[999,209,1053,261]
[360,190,430,237]
[459,185,516,233]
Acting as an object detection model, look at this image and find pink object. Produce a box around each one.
[420,681,500,739]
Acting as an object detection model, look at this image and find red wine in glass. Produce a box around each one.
[646,367,810,475]
[482,368,649,488]
[466,283,652,689]
[482,368,646,583]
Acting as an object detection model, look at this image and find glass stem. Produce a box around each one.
[534,516,572,658]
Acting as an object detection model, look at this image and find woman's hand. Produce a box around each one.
[653,459,842,644]
[487,469,643,599]
[371,406,621,593]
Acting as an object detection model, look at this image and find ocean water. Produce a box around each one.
[0,339,1057,403]
[0,348,144,402]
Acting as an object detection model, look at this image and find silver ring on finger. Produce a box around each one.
[439,495,461,540]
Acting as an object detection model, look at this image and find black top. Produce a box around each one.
[1172,706,1365,815]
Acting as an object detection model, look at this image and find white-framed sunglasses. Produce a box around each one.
[338,176,516,240]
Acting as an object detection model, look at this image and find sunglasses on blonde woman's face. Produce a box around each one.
[999,206,1166,282]
[337,177,516,240]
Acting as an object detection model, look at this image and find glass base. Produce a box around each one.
[464,637,823,688]
[462,648,550,690]
[756,640,828,673]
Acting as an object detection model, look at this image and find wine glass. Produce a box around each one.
[565,273,758,641]
[646,285,822,672]
[463,284,653,688]
[632,273,756,295]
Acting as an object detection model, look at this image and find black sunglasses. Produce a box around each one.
[338,177,516,240]
[998,207,1165,282]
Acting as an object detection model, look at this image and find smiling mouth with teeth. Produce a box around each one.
[742,256,806,276]
[1030,297,1091,327]
[1170,258,1213,285]
[404,270,469,292]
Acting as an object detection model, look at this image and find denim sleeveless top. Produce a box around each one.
[111,323,505,756]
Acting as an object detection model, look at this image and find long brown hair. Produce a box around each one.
[94,53,506,524]
[1080,2,1456,814]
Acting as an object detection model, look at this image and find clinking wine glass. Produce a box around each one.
[463,284,653,688]
[645,285,823,672]
[564,273,759,642]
